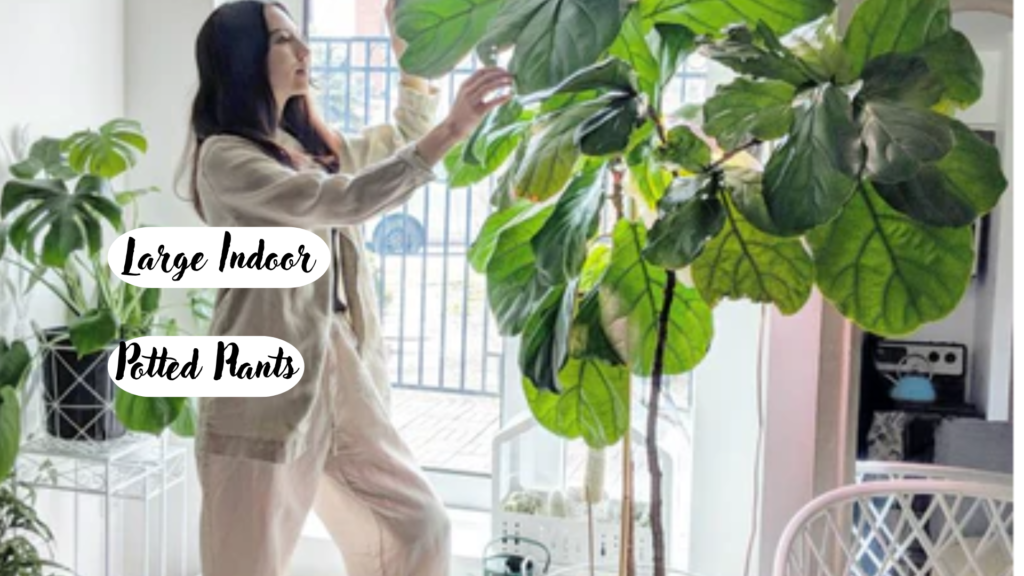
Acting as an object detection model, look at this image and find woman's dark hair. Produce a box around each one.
[178,0,341,222]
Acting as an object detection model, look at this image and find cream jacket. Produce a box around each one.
[195,83,440,463]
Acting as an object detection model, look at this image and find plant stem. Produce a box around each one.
[709,139,761,171]
[611,164,626,222]
[619,421,635,576]
[647,269,676,576]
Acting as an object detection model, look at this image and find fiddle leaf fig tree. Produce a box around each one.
[395,0,1006,573]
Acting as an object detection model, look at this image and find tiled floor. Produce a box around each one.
[390,387,500,475]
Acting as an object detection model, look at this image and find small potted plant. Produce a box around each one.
[0,120,210,467]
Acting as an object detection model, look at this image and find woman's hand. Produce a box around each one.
[444,67,515,140]
[412,67,515,167]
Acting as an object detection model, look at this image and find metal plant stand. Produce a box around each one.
[14,356,191,576]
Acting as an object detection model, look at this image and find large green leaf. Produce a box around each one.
[872,120,1007,227]
[0,339,32,389]
[533,164,607,285]
[515,104,599,201]
[599,221,713,376]
[859,100,952,185]
[444,135,520,188]
[520,282,576,393]
[0,387,20,481]
[395,0,503,77]
[703,24,816,86]
[857,54,944,109]
[475,0,547,63]
[626,142,672,210]
[784,15,855,85]
[468,202,533,273]
[485,204,556,335]
[570,288,624,365]
[723,166,782,235]
[11,137,76,180]
[692,195,814,314]
[763,84,861,235]
[524,356,630,449]
[808,182,974,336]
[2,177,122,266]
[67,308,119,357]
[703,78,796,150]
[842,0,950,77]
[653,23,697,88]
[608,7,660,100]
[917,30,983,109]
[63,118,147,179]
[114,389,186,435]
[643,176,725,269]
[579,244,612,293]
[655,125,710,173]
[506,0,627,95]
[170,397,197,437]
[640,0,834,37]
[575,97,642,156]
[521,58,638,105]
[463,99,528,167]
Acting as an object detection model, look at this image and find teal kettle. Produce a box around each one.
[887,354,936,404]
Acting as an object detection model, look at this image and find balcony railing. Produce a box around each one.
[308,35,708,399]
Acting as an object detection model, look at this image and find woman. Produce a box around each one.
[179,1,513,575]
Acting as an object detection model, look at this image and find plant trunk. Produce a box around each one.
[619,423,635,576]
[647,270,677,576]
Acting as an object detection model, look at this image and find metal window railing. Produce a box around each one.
[309,35,708,398]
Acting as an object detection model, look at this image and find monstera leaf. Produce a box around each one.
[524,356,630,449]
[639,0,834,37]
[600,221,713,376]
[62,118,147,179]
[809,182,974,336]
[1,177,123,266]
[9,137,77,180]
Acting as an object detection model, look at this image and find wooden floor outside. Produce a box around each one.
[390,387,500,475]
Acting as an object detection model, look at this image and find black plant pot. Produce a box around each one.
[41,327,126,441]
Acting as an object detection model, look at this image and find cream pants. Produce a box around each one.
[196,317,451,576]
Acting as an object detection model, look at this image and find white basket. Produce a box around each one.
[491,409,680,569]
[493,510,654,567]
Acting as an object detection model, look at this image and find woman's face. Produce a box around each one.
[264,4,310,107]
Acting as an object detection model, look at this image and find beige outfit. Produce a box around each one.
[195,82,450,576]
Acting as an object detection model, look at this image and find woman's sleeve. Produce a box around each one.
[337,80,441,173]
[199,136,436,228]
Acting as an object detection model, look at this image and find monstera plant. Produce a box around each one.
[0,119,206,481]
[401,0,1006,573]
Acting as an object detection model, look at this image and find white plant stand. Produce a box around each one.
[14,377,191,576]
